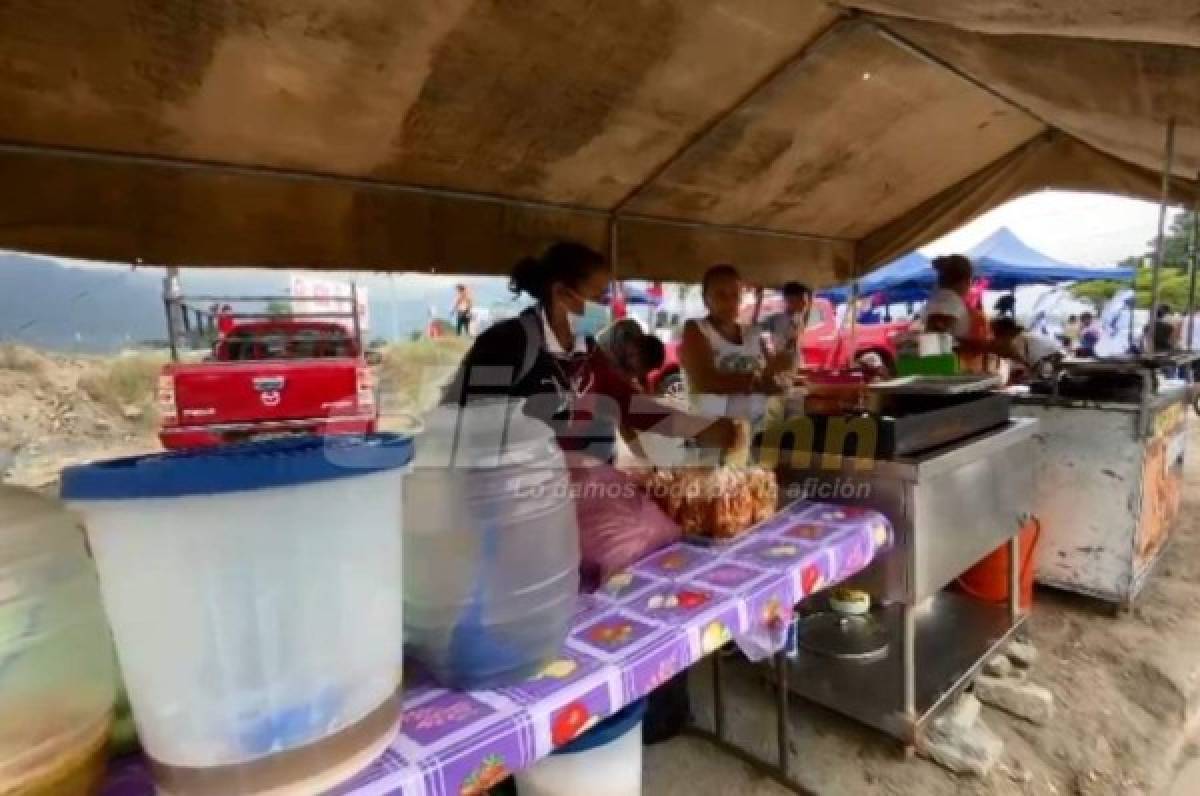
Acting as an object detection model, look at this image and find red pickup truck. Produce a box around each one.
[158,319,378,449]
[647,296,909,399]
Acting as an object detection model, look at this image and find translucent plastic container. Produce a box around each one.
[515,699,646,796]
[0,485,115,795]
[404,400,579,689]
[62,435,412,795]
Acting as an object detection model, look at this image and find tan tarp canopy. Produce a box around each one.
[0,1,1197,286]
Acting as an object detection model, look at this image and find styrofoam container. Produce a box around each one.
[62,435,412,795]
[515,699,646,796]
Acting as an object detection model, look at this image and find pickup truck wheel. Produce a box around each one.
[658,371,688,407]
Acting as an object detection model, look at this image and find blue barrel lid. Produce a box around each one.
[552,698,646,756]
[61,434,413,500]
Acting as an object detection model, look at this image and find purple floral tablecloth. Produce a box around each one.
[104,500,891,796]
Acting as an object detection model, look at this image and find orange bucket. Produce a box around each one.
[957,518,1041,610]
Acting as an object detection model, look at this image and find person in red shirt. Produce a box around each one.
[216,304,236,338]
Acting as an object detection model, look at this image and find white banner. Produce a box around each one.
[289,275,369,332]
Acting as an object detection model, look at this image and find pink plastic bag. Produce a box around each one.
[570,464,681,591]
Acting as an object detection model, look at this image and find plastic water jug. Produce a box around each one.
[0,485,115,795]
[404,400,580,689]
[62,434,412,796]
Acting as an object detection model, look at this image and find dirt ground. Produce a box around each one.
[645,429,1200,796]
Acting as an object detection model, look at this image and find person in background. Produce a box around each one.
[993,293,1016,319]
[1061,314,1082,349]
[681,265,791,435]
[990,318,1066,383]
[452,284,474,337]
[610,282,628,321]
[1143,304,1179,354]
[216,304,236,338]
[757,281,811,375]
[1077,311,1102,357]
[922,255,992,372]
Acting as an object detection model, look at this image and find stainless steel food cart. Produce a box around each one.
[776,415,1037,743]
[1011,357,1193,610]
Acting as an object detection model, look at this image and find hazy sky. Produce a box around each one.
[921,189,1174,266]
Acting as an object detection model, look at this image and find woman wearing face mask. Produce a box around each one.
[444,241,741,460]
[680,265,791,437]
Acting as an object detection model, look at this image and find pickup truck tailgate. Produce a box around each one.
[167,359,363,426]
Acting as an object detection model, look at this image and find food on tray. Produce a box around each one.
[635,467,778,540]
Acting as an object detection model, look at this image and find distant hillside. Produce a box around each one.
[0,251,516,353]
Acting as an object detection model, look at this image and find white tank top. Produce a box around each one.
[689,319,767,426]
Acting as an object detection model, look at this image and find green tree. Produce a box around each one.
[266,300,291,317]
[1072,211,1198,309]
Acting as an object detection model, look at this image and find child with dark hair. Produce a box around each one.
[757,280,812,372]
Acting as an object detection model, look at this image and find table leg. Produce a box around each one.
[712,651,725,742]
[902,602,916,740]
[775,650,790,777]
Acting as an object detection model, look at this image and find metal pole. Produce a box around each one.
[1186,197,1199,349]
[350,282,363,348]
[712,653,726,742]
[1147,118,1177,357]
[607,218,620,320]
[163,266,181,361]
[902,603,916,734]
[775,650,790,776]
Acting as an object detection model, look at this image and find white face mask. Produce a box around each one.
[567,299,609,339]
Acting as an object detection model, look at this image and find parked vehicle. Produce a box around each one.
[646,296,909,399]
[157,290,379,449]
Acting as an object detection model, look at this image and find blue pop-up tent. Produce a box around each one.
[819,251,935,304]
[967,227,1134,289]
[821,228,1134,304]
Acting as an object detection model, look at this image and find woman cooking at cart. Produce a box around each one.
[921,254,995,372]
[679,264,792,455]
[443,241,742,462]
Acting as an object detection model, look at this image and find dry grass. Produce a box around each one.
[78,353,166,421]
[377,338,470,417]
[0,343,46,374]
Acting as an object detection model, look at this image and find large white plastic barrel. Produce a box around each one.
[0,485,115,795]
[62,434,412,796]
[515,699,646,796]
[404,399,579,689]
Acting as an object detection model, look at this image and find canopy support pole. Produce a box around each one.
[1147,118,1176,357]
[1186,190,1199,349]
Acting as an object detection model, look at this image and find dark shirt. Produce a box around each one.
[443,308,671,457]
